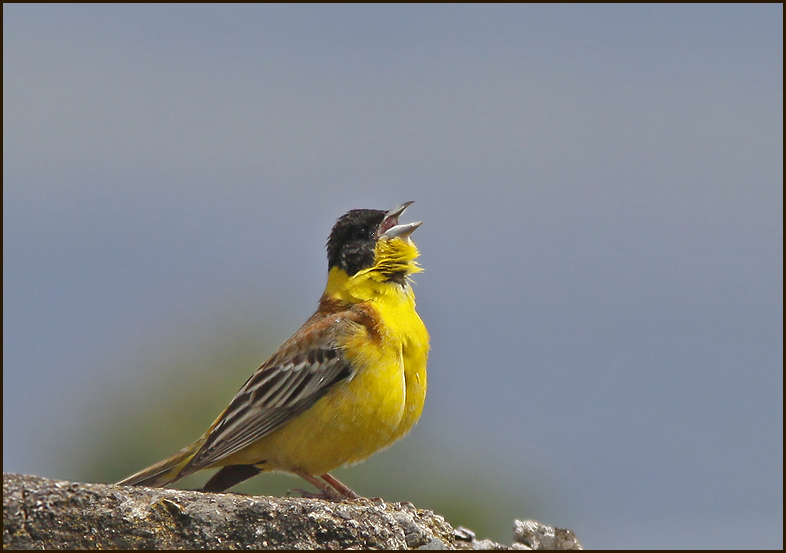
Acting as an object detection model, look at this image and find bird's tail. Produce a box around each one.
[116,441,202,488]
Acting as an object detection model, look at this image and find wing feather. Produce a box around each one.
[185,313,357,471]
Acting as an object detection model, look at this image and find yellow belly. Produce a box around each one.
[222,300,429,476]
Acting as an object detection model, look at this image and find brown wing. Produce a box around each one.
[184,309,361,472]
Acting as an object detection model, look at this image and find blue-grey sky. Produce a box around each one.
[4,4,782,549]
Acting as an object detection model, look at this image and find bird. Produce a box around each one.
[117,201,429,499]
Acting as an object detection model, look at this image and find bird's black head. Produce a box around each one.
[326,202,420,277]
[326,209,387,276]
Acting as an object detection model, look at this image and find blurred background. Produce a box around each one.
[3,4,782,549]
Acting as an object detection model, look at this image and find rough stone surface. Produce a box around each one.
[513,519,583,550]
[3,473,580,550]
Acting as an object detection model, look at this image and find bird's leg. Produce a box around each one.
[320,472,360,499]
[291,468,343,500]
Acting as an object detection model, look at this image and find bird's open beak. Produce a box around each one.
[377,201,422,240]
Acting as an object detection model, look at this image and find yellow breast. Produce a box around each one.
[227,238,429,475]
